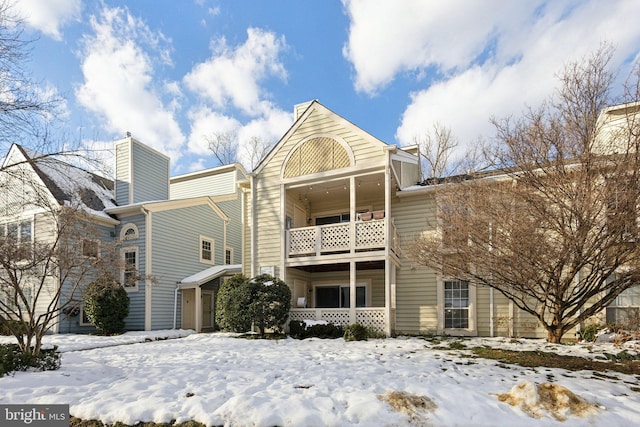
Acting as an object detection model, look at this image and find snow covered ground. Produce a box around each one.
[1,331,639,426]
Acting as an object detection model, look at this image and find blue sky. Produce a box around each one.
[15,0,640,175]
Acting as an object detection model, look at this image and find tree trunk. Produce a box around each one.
[546,328,564,343]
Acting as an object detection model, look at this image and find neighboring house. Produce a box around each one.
[0,143,118,334]
[1,136,247,334]
[104,136,247,333]
[247,100,640,338]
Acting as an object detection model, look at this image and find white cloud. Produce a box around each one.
[183,26,291,170]
[342,0,531,95]
[14,0,81,40]
[186,105,291,171]
[186,107,241,155]
[343,0,640,156]
[75,6,185,160]
[184,27,288,116]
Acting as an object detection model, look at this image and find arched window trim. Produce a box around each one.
[120,223,139,241]
[280,134,355,179]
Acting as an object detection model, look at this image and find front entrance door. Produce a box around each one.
[202,292,213,329]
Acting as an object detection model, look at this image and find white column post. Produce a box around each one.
[195,286,202,333]
[350,176,356,253]
[350,260,356,324]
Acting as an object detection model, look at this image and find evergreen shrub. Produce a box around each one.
[83,276,130,335]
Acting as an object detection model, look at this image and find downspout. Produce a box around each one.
[250,174,256,277]
[489,221,494,337]
[173,283,179,329]
[142,206,152,331]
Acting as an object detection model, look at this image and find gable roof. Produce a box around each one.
[252,100,391,175]
[5,144,117,218]
[177,264,242,288]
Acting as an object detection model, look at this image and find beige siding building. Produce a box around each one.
[246,100,584,338]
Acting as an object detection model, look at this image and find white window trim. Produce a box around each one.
[437,277,477,336]
[79,305,92,326]
[225,246,234,265]
[200,236,215,265]
[311,279,371,308]
[121,246,139,292]
[120,223,139,241]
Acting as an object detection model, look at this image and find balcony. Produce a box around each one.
[286,217,399,258]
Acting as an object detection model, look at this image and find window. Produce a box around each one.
[121,247,138,290]
[82,239,99,258]
[315,285,366,308]
[2,221,33,259]
[606,177,639,241]
[441,203,469,247]
[444,280,469,329]
[79,306,92,326]
[316,213,350,225]
[120,224,139,241]
[607,284,640,325]
[225,247,233,265]
[200,236,214,264]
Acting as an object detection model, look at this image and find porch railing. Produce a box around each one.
[289,307,386,332]
[287,218,398,257]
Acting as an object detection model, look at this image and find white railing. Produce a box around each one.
[288,218,398,257]
[289,307,386,332]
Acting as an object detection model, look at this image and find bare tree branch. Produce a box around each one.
[406,44,640,343]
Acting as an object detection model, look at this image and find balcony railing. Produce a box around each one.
[287,218,399,257]
[289,307,386,332]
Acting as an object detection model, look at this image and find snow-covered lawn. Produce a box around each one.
[1,331,639,426]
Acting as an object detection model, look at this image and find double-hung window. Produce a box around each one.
[444,279,469,329]
[121,247,138,290]
[607,283,640,325]
[2,221,33,259]
[200,236,214,264]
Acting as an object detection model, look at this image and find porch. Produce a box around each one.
[286,217,400,258]
[289,307,387,332]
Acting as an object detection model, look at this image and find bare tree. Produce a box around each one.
[243,135,274,171]
[0,151,120,356]
[204,130,273,171]
[0,0,61,152]
[407,45,640,343]
[414,122,487,179]
[414,122,458,179]
[204,130,238,166]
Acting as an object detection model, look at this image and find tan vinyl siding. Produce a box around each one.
[242,189,252,275]
[393,192,439,334]
[255,183,282,269]
[254,103,391,275]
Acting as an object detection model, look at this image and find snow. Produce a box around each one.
[1,332,639,426]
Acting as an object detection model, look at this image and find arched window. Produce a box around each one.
[120,223,139,241]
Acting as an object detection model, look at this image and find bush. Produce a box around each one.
[0,344,60,377]
[83,276,130,335]
[217,274,292,335]
[289,320,344,339]
[580,323,602,342]
[0,318,28,336]
[249,274,291,335]
[344,323,368,341]
[216,274,253,332]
